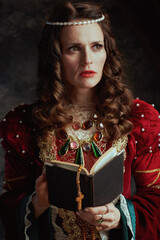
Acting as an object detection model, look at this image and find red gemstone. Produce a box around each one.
[82,120,93,130]
[93,131,102,141]
[58,129,68,140]
[72,122,81,130]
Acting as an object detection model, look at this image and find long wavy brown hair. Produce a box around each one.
[33,1,133,141]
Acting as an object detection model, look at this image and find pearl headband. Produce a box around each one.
[46,14,105,26]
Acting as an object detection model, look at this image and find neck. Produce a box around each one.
[67,87,97,107]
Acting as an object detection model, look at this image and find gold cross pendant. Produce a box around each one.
[76,192,84,210]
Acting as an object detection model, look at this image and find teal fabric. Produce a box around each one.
[126,199,136,240]
[109,198,136,240]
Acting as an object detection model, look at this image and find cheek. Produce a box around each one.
[96,52,106,70]
[62,56,79,73]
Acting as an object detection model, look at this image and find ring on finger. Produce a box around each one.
[97,214,104,224]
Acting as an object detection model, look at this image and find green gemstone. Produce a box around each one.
[59,139,70,156]
[91,141,102,158]
[75,147,84,165]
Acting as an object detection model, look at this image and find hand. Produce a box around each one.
[32,169,50,218]
[76,203,121,232]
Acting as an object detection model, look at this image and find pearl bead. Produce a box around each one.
[23,109,26,113]
[16,134,19,138]
[149,146,152,149]
[149,150,152,153]
[135,141,138,144]
[22,150,25,154]
[136,103,140,107]
[19,120,22,124]
[152,104,155,107]
[3,118,6,122]
[141,114,144,117]
[141,128,145,132]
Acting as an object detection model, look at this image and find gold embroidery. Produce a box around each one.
[5,174,31,182]
[136,169,160,173]
[38,133,56,163]
[4,174,32,191]
[112,134,128,161]
[57,208,101,239]
[135,169,160,187]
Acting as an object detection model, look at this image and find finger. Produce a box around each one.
[36,174,47,186]
[42,167,46,176]
[105,203,115,212]
[76,210,98,226]
[84,205,108,215]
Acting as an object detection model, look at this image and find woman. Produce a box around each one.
[0,1,160,240]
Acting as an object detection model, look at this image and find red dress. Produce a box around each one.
[0,99,160,240]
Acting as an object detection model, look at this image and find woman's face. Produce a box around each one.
[60,22,106,90]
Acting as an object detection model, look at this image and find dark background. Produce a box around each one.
[0,0,160,238]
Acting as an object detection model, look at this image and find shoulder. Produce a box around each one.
[0,104,34,133]
[129,99,160,155]
[131,99,159,120]
[0,104,35,151]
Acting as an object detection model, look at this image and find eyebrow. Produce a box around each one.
[64,40,104,47]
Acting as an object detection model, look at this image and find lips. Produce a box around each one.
[80,70,96,78]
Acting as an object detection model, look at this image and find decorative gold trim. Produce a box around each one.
[112,134,128,160]
[5,174,31,182]
[57,208,101,239]
[135,169,160,187]
[136,169,160,173]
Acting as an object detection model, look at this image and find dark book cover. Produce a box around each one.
[46,151,124,212]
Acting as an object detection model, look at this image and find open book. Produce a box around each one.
[45,147,124,211]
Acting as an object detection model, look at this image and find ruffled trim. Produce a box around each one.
[24,191,36,240]
[119,194,135,240]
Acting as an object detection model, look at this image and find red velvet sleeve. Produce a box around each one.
[0,104,41,239]
[130,99,160,240]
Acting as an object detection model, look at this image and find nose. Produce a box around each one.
[81,48,93,65]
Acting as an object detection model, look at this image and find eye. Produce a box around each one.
[92,44,104,51]
[68,46,80,53]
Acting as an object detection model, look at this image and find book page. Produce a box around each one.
[45,161,89,174]
[90,147,117,175]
